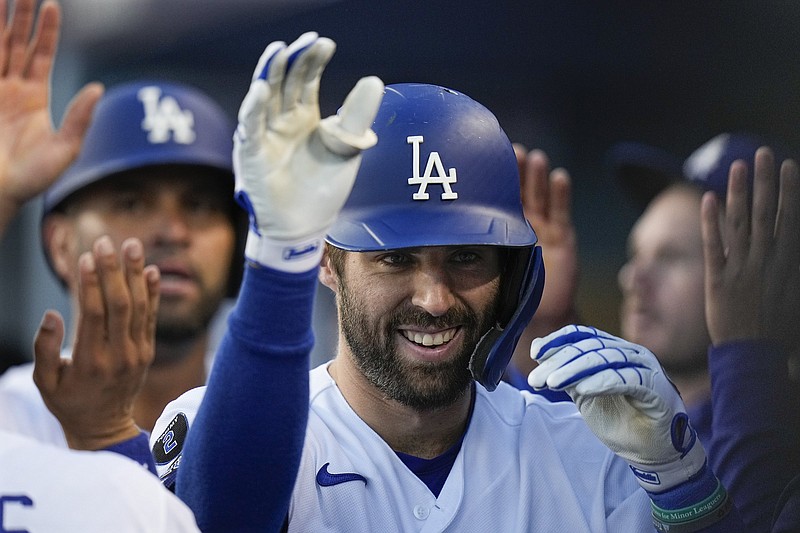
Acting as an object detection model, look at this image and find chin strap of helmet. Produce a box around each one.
[469,246,545,391]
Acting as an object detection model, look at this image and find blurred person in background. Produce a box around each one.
[0,76,246,443]
[0,1,200,530]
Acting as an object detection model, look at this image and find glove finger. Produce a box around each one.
[235,79,270,152]
[252,40,287,82]
[338,76,383,139]
[529,337,608,389]
[530,343,646,390]
[318,76,383,157]
[528,342,584,389]
[552,353,648,392]
[297,37,336,109]
[262,41,297,124]
[280,32,324,115]
[530,324,617,362]
[251,41,287,127]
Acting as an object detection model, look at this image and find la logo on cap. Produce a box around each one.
[407,135,458,201]
[138,86,197,145]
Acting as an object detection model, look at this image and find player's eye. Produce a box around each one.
[184,194,226,216]
[451,250,480,264]
[111,192,147,213]
[378,252,412,266]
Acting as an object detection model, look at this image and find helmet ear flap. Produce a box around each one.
[469,246,545,391]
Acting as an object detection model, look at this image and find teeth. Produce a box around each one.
[403,328,456,346]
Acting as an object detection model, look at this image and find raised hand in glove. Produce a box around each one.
[233,31,384,272]
[527,325,706,493]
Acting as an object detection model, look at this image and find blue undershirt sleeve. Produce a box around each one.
[175,262,316,533]
[705,340,800,532]
[104,431,157,475]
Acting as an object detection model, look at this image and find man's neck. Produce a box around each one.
[327,354,472,459]
[134,335,209,433]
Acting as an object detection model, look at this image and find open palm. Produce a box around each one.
[0,0,101,229]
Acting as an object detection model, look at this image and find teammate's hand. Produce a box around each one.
[701,147,800,349]
[0,0,103,232]
[514,145,579,333]
[33,236,160,451]
[233,31,383,271]
[528,325,707,492]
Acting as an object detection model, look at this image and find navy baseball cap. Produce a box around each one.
[608,132,788,209]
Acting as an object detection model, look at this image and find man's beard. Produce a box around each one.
[152,291,225,365]
[337,278,500,411]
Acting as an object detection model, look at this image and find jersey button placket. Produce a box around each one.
[413,504,430,520]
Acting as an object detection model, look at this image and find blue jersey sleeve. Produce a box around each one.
[104,431,157,475]
[175,262,316,533]
[705,340,800,532]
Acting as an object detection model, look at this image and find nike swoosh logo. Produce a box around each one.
[316,462,367,487]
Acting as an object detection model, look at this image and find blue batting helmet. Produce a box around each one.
[42,80,245,295]
[326,83,545,391]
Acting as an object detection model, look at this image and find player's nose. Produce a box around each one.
[410,266,457,317]
[619,253,663,302]
[618,260,634,293]
[152,200,191,246]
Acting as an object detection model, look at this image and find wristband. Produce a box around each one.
[651,480,733,533]
[244,229,325,273]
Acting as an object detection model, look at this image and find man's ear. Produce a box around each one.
[42,214,77,289]
[318,247,338,293]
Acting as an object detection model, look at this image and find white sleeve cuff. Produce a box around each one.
[244,229,325,273]
[627,438,708,492]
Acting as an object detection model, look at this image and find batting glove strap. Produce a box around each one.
[627,436,708,492]
[244,229,325,273]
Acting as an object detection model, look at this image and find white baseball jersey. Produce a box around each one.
[0,363,66,447]
[153,362,653,532]
[0,430,199,532]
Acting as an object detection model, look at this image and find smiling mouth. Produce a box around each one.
[400,327,458,347]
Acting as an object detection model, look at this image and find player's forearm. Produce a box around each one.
[176,264,314,532]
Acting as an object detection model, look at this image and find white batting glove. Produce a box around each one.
[233,31,384,272]
[528,325,706,493]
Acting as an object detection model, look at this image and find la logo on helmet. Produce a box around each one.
[407,135,458,201]
[137,86,197,145]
